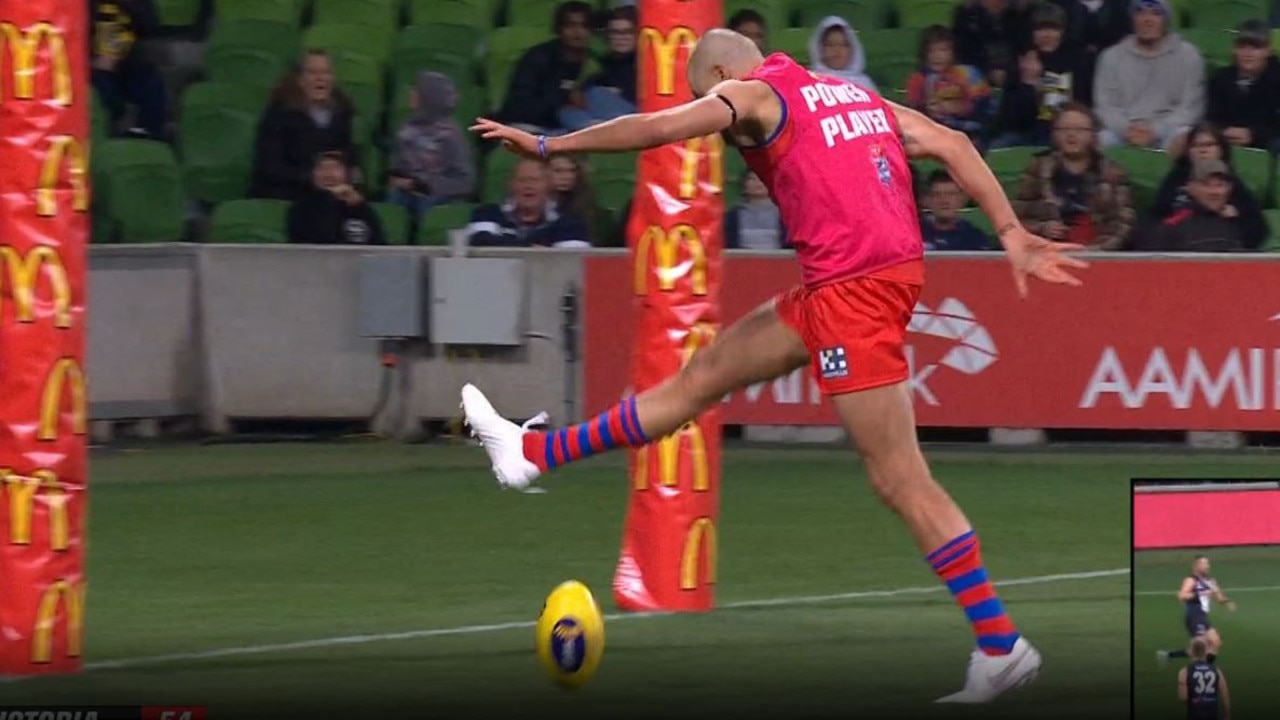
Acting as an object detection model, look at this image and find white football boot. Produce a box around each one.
[460,383,543,491]
[934,637,1042,703]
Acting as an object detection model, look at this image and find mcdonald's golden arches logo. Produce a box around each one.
[681,322,717,368]
[38,358,87,442]
[640,26,699,97]
[0,245,73,327]
[678,134,724,200]
[680,517,717,590]
[633,420,709,491]
[635,223,707,296]
[1,468,69,550]
[32,578,84,663]
[1,22,73,106]
[37,135,89,217]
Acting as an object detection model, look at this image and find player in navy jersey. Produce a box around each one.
[1178,638,1231,720]
[1158,556,1236,666]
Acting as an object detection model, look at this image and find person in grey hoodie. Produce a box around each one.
[1092,0,1204,151]
[807,15,878,92]
[388,71,476,218]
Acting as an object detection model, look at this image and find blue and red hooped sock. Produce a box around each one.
[522,396,649,472]
[927,530,1021,656]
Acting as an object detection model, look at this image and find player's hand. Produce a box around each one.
[470,118,542,159]
[1002,226,1089,299]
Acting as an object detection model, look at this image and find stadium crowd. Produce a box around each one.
[90,0,1280,252]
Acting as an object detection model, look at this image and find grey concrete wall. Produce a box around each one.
[87,244,587,432]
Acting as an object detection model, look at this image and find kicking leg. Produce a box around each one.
[830,381,1040,703]
[462,301,808,488]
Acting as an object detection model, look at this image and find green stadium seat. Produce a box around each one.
[594,177,635,211]
[1179,28,1235,69]
[362,144,386,200]
[984,146,1040,197]
[1264,209,1280,250]
[1230,147,1271,200]
[303,22,394,65]
[328,51,386,128]
[794,0,888,31]
[408,0,494,29]
[392,24,484,89]
[482,150,520,203]
[205,19,299,89]
[156,0,201,27]
[771,28,811,65]
[417,202,477,245]
[484,26,555,111]
[506,0,574,28]
[312,0,401,31]
[92,140,187,243]
[1104,145,1172,212]
[723,0,789,34]
[895,0,957,28]
[207,199,290,243]
[177,82,263,203]
[216,0,302,23]
[588,152,638,182]
[1187,0,1268,31]
[372,202,411,244]
[867,57,916,96]
[857,28,923,64]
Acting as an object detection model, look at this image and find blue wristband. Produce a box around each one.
[537,135,549,158]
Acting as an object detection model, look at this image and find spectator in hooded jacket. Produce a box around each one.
[250,50,360,202]
[1140,121,1269,249]
[497,1,597,133]
[1205,19,1280,152]
[91,0,167,138]
[808,16,878,91]
[387,71,476,218]
[1093,0,1204,151]
[560,5,638,131]
[951,0,1033,88]
[994,2,1091,148]
[288,152,386,245]
[1134,159,1263,252]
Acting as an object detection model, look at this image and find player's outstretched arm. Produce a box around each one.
[471,80,764,157]
[885,100,1088,298]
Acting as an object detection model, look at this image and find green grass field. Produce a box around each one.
[1135,546,1280,720]
[1,442,1271,719]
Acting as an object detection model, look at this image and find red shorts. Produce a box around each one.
[775,260,924,396]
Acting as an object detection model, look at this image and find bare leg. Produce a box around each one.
[632,301,810,439]
[831,380,1039,702]
[829,381,970,553]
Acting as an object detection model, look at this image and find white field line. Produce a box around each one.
[1134,584,1280,596]
[9,567,1130,679]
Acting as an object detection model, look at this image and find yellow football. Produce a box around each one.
[535,580,605,688]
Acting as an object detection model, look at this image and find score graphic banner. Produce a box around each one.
[0,0,90,673]
[613,0,724,613]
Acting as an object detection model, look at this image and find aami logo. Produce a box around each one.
[906,298,998,406]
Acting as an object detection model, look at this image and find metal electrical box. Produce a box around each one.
[429,257,526,346]
[357,254,428,338]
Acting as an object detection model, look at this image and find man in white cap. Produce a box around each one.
[1093,0,1204,151]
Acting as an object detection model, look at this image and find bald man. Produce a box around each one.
[463,29,1082,703]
